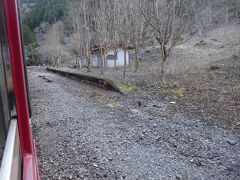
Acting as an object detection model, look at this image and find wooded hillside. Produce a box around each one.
[21,0,240,73]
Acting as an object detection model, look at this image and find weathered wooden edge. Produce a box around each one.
[46,67,125,94]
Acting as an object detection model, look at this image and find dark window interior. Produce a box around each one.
[106,55,115,60]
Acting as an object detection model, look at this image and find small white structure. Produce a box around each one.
[92,48,130,68]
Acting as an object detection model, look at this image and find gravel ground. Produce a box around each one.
[28,67,240,180]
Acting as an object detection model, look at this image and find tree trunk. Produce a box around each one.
[99,47,106,75]
[160,44,167,83]
[161,59,166,83]
[56,57,59,68]
[198,21,204,41]
[225,6,229,24]
[103,50,107,72]
[237,9,240,23]
[208,3,213,24]
[79,59,82,70]
[114,47,117,70]
[101,48,107,71]
[53,57,58,68]
[87,51,92,72]
[58,56,62,68]
[123,48,127,79]
[76,56,80,69]
[75,56,78,66]
[101,53,105,75]
[134,45,139,72]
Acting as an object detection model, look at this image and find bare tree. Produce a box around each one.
[118,0,132,79]
[189,0,239,37]
[70,32,82,69]
[231,0,240,23]
[67,0,94,71]
[128,0,152,72]
[112,0,121,70]
[64,0,239,79]
[81,0,95,72]
[189,0,212,41]
[94,0,114,74]
[44,22,64,68]
[140,0,189,82]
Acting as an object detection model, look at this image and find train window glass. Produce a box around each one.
[0,43,10,131]
[0,0,16,162]
[0,2,16,120]
[0,52,7,164]
[0,34,8,165]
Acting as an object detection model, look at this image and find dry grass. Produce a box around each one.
[167,56,240,129]
[64,24,240,129]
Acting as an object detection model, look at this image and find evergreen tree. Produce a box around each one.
[24,0,66,30]
[23,23,38,47]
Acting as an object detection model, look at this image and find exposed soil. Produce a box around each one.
[169,55,240,129]
[29,65,240,180]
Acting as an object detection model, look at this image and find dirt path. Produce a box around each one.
[28,67,239,180]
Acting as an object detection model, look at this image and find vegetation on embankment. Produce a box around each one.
[115,80,136,93]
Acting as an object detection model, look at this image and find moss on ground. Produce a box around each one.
[175,87,185,97]
[150,84,185,98]
[115,80,136,93]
